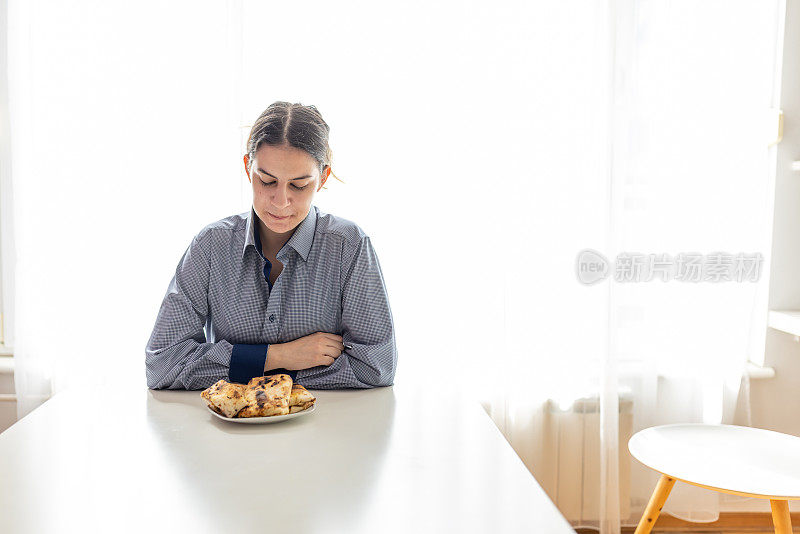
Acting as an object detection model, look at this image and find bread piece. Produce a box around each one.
[237,373,293,417]
[237,389,289,417]
[289,400,316,413]
[248,373,294,400]
[289,383,315,406]
[201,379,249,418]
[287,383,316,413]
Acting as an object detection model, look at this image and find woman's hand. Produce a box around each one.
[267,332,345,371]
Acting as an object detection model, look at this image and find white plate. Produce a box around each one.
[206,403,316,424]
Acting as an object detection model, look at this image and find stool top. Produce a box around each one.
[628,424,800,499]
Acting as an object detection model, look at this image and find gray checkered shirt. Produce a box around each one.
[145,205,397,390]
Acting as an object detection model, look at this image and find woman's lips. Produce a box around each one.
[268,212,290,220]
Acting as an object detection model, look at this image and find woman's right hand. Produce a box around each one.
[269,332,345,371]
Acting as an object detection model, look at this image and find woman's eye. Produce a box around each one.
[259,180,308,191]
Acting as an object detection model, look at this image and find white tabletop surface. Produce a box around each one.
[0,381,573,533]
[628,423,800,499]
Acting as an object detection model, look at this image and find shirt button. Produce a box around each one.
[269,314,276,323]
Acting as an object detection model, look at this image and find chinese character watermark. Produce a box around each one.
[575,249,762,285]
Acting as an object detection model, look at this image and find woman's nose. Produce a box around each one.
[272,184,290,207]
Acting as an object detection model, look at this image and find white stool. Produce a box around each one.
[628,424,800,534]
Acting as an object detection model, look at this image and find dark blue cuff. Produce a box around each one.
[229,343,269,384]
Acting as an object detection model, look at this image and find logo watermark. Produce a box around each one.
[575,249,762,285]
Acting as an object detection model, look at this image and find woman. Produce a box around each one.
[145,102,397,390]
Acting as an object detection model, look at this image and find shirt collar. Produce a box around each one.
[242,205,318,262]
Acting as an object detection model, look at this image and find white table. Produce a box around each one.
[629,424,800,534]
[0,382,573,533]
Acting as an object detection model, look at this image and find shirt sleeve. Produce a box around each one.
[145,232,272,390]
[295,235,397,389]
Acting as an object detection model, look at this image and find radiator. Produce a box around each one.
[0,357,16,434]
[546,393,633,524]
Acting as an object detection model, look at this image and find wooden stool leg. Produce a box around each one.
[770,499,792,534]
[634,474,676,534]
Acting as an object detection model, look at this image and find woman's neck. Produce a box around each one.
[257,219,293,258]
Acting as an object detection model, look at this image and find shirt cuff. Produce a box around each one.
[229,343,269,384]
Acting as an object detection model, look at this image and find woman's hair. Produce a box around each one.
[245,101,341,186]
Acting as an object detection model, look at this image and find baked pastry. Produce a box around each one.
[201,373,316,418]
[200,379,249,418]
[237,374,293,417]
[289,383,316,413]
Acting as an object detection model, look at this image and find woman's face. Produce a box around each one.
[244,143,327,237]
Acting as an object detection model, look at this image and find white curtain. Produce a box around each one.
[604,0,783,528]
[484,1,783,532]
[5,1,783,533]
[7,0,244,415]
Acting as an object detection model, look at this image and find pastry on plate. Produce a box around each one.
[289,383,316,413]
[237,373,293,417]
[200,379,249,418]
[201,373,316,418]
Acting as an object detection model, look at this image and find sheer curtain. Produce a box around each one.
[605,1,783,528]
[484,1,782,533]
[5,1,782,533]
[6,0,244,416]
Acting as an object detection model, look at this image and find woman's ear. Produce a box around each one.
[243,154,251,183]
[318,167,331,191]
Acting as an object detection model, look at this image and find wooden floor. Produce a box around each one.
[577,528,800,533]
[574,512,800,533]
